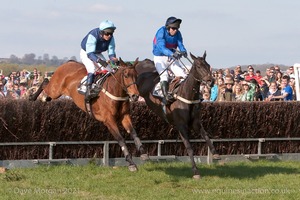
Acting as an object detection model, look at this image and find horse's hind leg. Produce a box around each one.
[121,115,149,161]
[29,78,49,101]
[105,120,138,171]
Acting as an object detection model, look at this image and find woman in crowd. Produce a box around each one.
[233,83,244,101]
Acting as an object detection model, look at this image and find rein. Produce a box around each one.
[101,68,137,101]
[173,59,209,104]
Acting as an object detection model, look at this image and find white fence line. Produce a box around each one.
[1,137,300,166]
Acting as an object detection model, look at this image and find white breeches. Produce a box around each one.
[80,49,112,73]
[154,55,187,82]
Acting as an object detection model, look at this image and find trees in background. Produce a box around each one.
[5,53,77,66]
[0,53,77,76]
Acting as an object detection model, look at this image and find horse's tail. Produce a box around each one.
[28,78,50,101]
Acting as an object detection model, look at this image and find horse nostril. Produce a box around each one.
[131,94,139,102]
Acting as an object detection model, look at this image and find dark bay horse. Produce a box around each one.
[136,52,220,179]
[29,59,148,171]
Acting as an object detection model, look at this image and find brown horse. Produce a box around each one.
[136,52,220,179]
[29,59,149,171]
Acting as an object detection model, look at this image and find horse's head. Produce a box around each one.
[190,51,212,85]
[118,58,140,102]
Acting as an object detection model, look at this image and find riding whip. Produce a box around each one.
[154,58,176,81]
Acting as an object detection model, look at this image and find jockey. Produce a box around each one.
[153,16,188,103]
[80,20,118,101]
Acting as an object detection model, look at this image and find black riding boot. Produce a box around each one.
[85,73,98,102]
[160,81,174,103]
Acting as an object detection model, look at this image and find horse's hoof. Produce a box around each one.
[140,154,150,161]
[128,165,138,172]
[193,175,201,179]
[212,154,221,160]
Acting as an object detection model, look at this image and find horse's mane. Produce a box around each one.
[67,60,79,63]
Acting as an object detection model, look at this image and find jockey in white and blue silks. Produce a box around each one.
[153,16,188,102]
[80,20,118,101]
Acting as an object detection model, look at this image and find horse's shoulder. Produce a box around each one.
[67,60,79,63]
[139,58,154,65]
[59,61,85,70]
[136,59,156,75]
[137,71,159,89]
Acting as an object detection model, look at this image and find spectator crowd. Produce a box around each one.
[202,65,296,102]
[0,65,297,102]
[0,68,53,99]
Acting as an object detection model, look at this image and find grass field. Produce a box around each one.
[1,160,300,200]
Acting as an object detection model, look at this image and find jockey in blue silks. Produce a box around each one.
[80,20,118,101]
[153,16,188,103]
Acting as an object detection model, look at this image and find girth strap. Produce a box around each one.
[101,88,129,101]
[173,94,201,104]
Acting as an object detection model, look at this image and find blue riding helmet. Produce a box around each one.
[165,16,182,28]
[99,20,116,33]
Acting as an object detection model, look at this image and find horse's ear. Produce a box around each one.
[190,52,197,61]
[133,57,139,66]
[203,51,207,60]
[119,57,126,67]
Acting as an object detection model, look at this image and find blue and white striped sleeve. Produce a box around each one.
[86,34,98,62]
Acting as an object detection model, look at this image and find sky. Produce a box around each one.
[0,0,299,68]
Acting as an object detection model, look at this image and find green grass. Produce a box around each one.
[1,160,300,200]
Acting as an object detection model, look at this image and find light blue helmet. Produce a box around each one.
[99,20,116,32]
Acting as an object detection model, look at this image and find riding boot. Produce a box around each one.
[85,73,98,102]
[160,81,174,103]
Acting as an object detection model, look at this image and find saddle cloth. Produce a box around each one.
[152,77,184,97]
[77,71,110,95]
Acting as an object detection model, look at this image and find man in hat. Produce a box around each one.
[152,16,188,103]
[224,76,235,101]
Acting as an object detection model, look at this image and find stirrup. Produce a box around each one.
[85,90,99,102]
[166,93,175,103]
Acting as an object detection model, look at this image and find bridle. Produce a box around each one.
[178,53,210,86]
[116,67,137,93]
[174,57,211,104]
[189,59,211,86]
[101,67,138,101]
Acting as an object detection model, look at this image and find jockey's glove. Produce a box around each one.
[97,58,108,67]
[181,51,187,58]
[172,51,182,60]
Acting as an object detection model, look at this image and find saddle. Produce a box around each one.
[77,70,111,95]
[152,76,183,99]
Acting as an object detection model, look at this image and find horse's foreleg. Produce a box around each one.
[193,120,220,160]
[177,125,200,179]
[105,120,138,171]
[121,115,149,161]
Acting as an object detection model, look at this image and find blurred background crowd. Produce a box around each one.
[0,68,53,99]
[202,65,296,102]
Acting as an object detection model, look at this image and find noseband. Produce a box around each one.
[173,58,211,104]
[120,70,137,94]
[190,60,211,86]
[109,68,138,97]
